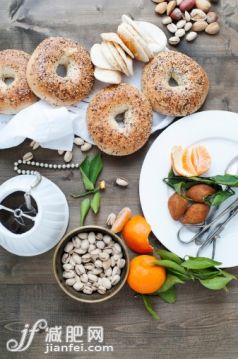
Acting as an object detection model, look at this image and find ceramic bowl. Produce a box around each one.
[53,225,130,303]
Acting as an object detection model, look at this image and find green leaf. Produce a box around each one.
[218,270,237,281]
[91,192,101,214]
[80,156,91,177]
[204,189,234,206]
[80,168,94,191]
[156,249,183,264]
[89,153,103,185]
[155,273,184,293]
[80,198,91,226]
[192,269,221,280]
[212,174,238,187]
[154,259,186,274]
[157,287,176,304]
[199,276,235,290]
[181,256,221,270]
[142,295,160,320]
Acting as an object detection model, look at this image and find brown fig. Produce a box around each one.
[182,203,209,224]
[168,193,189,220]
[186,184,216,203]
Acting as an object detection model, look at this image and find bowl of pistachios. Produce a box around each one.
[53,226,130,303]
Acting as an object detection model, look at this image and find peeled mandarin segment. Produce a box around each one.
[191,146,211,176]
[127,255,166,294]
[122,215,153,254]
[111,207,132,233]
[171,145,195,177]
[182,148,197,176]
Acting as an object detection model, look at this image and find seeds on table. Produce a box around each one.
[61,232,126,295]
[22,152,34,161]
[205,22,220,34]
[115,177,129,187]
[81,143,92,152]
[64,151,73,163]
[186,31,198,41]
[152,0,219,45]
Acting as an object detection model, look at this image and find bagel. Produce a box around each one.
[87,83,152,156]
[26,37,94,106]
[142,51,209,117]
[0,50,37,114]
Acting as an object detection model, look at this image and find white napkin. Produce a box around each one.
[0,62,174,151]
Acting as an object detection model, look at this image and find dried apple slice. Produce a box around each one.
[105,41,129,76]
[100,32,134,58]
[114,42,133,76]
[94,67,121,84]
[90,43,116,70]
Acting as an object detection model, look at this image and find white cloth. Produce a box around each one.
[0,62,174,151]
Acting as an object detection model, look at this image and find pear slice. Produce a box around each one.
[100,32,134,58]
[114,42,133,76]
[117,23,149,62]
[105,41,129,76]
[90,43,116,70]
[94,67,121,84]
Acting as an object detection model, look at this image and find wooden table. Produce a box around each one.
[1,1,238,358]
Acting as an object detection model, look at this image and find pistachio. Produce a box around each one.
[73,281,84,291]
[103,234,112,244]
[190,8,207,21]
[205,22,220,34]
[185,22,193,31]
[169,36,180,45]
[162,16,172,25]
[58,150,64,155]
[101,277,112,290]
[63,263,74,271]
[175,28,186,37]
[177,19,186,28]
[88,231,96,244]
[74,137,84,146]
[97,286,106,294]
[83,287,93,295]
[167,23,178,33]
[62,253,70,263]
[167,1,176,15]
[81,143,92,152]
[111,275,121,286]
[32,141,40,150]
[192,20,208,31]
[64,241,74,253]
[184,11,191,21]
[195,0,211,13]
[80,273,89,283]
[63,270,75,279]
[22,152,34,161]
[106,213,116,227]
[81,239,89,250]
[72,253,82,264]
[155,2,167,15]
[118,258,126,268]
[115,177,128,187]
[66,278,77,286]
[64,151,73,163]
[78,232,88,240]
[207,11,218,24]
[186,31,198,41]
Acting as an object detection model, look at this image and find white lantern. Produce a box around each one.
[0,174,69,256]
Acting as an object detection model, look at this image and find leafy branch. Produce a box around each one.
[142,250,237,320]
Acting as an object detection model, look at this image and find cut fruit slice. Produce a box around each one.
[117,23,149,62]
[90,43,116,70]
[114,42,134,76]
[94,67,121,84]
[135,21,167,54]
[171,145,197,177]
[121,15,153,59]
[101,41,121,71]
[100,32,134,58]
[105,41,129,76]
[191,145,211,176]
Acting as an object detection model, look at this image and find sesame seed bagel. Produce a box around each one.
[26,37,94,106]
[87,83,152,156]
[142,51,209,117]
[0,50,37,114]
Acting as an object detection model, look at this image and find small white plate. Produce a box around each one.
[139,111,238,268]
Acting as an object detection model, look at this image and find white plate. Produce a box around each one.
[139,110,238,268]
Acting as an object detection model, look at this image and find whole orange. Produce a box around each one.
[127,255,166,294]
[122,215,153,254]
